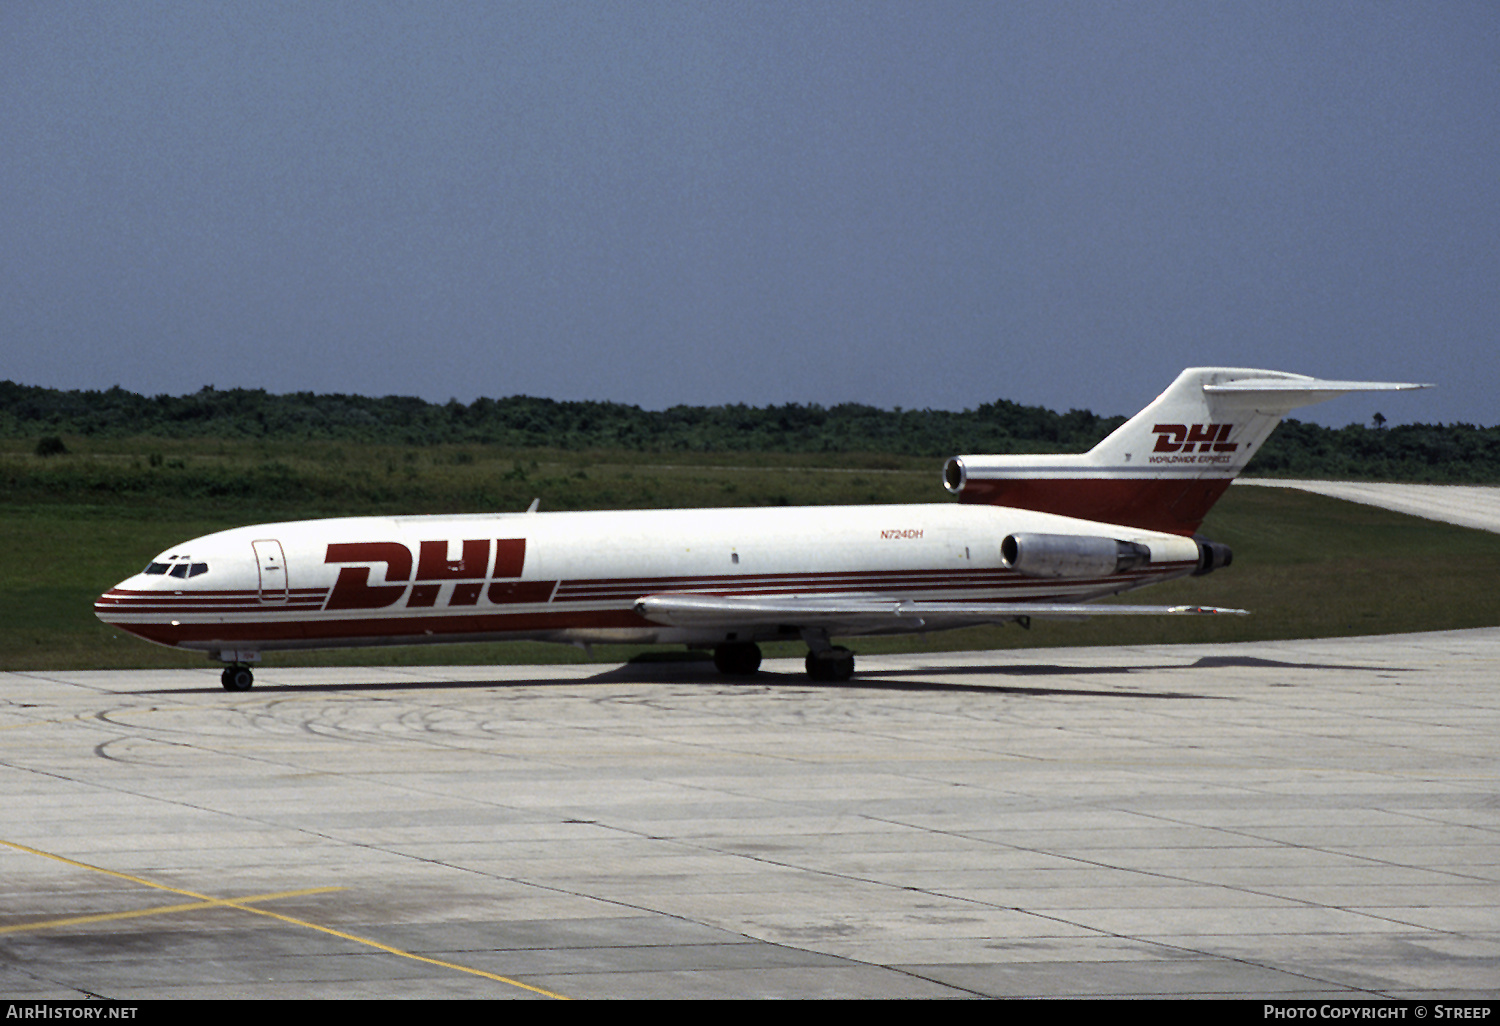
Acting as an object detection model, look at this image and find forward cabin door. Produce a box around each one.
[252,540,289,603]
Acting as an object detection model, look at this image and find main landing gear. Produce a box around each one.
[713,641,762,676]
[710,637,857,682]
[805,646,855,683]
[221,665,254,691]
[802,628,854,682]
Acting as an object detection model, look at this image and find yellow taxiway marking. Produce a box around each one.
[0,838,568,1000]
[0,887,345,935]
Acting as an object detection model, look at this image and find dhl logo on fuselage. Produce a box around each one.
[1151,423,1237,454]
[324,539,543,610]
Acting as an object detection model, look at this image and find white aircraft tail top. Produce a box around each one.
[944,367,1430,535]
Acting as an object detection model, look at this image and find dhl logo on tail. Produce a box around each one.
[1151,423,1237,454]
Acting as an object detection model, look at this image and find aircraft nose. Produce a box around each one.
[94,572,189,647]
[94,576,138,625]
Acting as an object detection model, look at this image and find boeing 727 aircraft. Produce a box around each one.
[96,368,1427,689]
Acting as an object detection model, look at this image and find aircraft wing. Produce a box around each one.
[635,593,1248,633]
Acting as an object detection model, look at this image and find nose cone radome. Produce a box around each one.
[94,575,139,626]
[94,572,187,647]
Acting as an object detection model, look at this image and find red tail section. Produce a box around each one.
[944,368,1429,535]
[954,477,1234,536]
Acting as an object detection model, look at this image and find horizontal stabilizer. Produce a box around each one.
[1204,377,1428,393]
[1203,377,1430,411]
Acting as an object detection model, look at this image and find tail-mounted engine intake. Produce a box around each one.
[1193,536,1233,576]
[1000,533,1152,579]
[943,457,966,493]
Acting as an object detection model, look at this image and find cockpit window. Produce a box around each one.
[143,557,209,578]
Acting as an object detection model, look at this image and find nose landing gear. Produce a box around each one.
[221,665,255,691]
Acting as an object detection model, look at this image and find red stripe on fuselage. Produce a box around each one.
[553,563,1188,600]
[121,607,647,647]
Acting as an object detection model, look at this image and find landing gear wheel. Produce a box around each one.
[805,646,855,682]
[221,665,254,691]
[713,642,762,676]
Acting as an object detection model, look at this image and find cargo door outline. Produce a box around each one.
[253,539,289,603]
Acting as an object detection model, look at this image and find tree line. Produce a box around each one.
[2,379,1496,482]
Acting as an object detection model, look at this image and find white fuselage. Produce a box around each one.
[95,502,1201,659]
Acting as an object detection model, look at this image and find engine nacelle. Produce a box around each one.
[1193,536,1233,576]
[1000,533,1152,579]
[943,456,966,493]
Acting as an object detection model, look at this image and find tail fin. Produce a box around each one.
[944,368,1430,535]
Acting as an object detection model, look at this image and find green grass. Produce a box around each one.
[0,436,936,516]
[4,436,1499,670]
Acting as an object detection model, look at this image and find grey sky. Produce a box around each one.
[3,2,1495,429]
